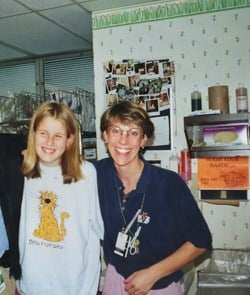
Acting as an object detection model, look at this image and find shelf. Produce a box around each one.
[184,113,250,158]
[200,189,248,201]
[81,131,97,160]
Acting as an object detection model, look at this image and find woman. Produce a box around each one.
[95,101,212,295]
[17,102,103,295]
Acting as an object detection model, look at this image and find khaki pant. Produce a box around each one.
[0,267,15,295]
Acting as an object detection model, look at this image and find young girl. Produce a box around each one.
[17,102,103,295]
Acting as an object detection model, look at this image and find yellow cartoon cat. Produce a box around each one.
[34,191,70,242]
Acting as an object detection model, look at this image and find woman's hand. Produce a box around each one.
[123,242,207,294]
[124,267,158,295]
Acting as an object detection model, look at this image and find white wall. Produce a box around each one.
[92,2,250,249]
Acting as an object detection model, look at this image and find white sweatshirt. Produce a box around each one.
[17,161,103,295]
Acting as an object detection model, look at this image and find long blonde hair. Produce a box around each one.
[21,102,83,183]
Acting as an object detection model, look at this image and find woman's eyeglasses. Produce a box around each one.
[108,126,142,141]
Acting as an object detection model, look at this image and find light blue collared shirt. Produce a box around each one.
[0,206,9,257]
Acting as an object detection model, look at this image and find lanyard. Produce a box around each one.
[116,187,146,236]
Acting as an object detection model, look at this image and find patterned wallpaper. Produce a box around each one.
[201,201,250,248]
[92,2,250,249]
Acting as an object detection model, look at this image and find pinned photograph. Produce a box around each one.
[145,98,160,116]
[106,93,118,107]
[113,63,127,75]
[134,62,146,75]
[146,61,159,75]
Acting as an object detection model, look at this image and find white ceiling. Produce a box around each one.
[0,0,170,63]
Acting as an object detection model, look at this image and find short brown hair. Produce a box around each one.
[100,101,154,139]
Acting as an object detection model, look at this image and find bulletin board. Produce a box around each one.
[103,58,175,150]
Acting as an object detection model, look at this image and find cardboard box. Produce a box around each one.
[203,124,248,146]
[198,157,249,190]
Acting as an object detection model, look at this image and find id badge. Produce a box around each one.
[114,232,129,256]
[0,269,6,293]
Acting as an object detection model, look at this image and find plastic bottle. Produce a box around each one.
[178,149,192,181]
[191,85,202,111]
[236,83,248,113]
[168,148,180,173]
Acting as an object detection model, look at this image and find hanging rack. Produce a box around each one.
[0,88,95,134]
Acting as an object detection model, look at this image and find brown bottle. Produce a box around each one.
[236,84,248,113]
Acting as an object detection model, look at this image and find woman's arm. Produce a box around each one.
[124,241,207,295]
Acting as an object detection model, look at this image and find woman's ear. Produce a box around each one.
[103,131,109,144]
[141,134,148,148]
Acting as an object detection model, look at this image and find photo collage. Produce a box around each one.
[103,58,175,149]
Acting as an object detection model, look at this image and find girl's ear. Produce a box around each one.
[66,133,75,147]
[22,149,27,156]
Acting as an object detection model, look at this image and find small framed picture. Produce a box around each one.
[83,148,97,160]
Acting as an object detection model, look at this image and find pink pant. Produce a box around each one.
[102,264,182,295]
